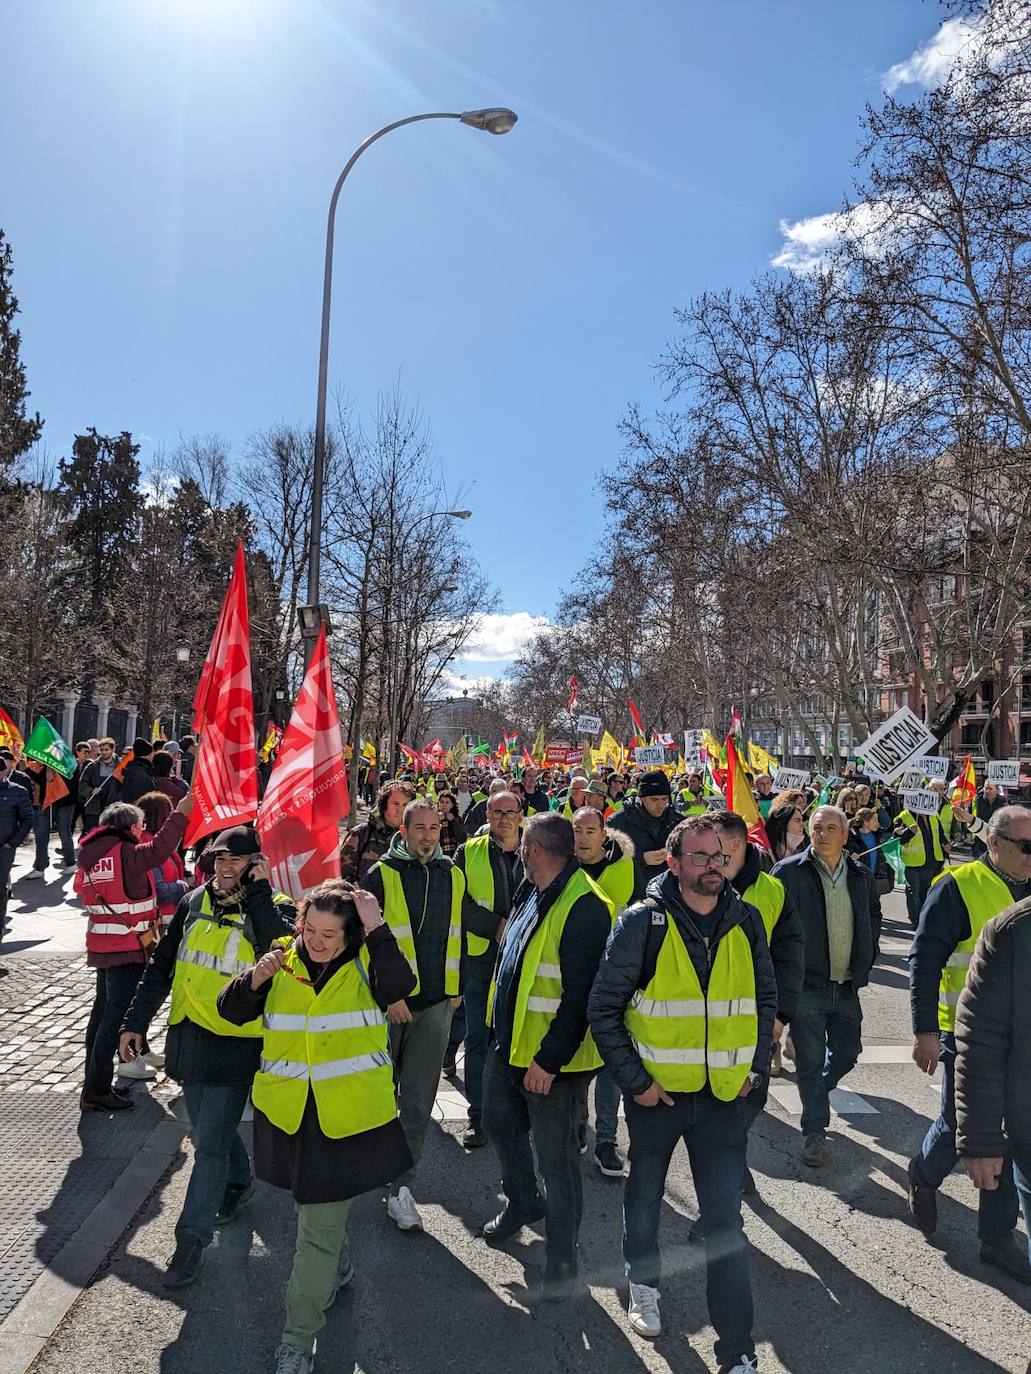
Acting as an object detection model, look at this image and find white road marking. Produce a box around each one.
[768,1083,879,1116]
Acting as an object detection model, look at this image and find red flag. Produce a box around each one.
[0,706,24,753]
[257,627,350,899]
[567,676,578,713]
[184,547,258,846]
[950,754,976,807]
[627,698,645,739]
[521,746,534,768]
[192,540,243,734]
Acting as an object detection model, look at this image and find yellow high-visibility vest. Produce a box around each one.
[936,860,1012,1032]
[624,917,758,1100]
[899,809,946,867]
[252,943,396,1138]
[741,870,786,942]
[378,863,464,997]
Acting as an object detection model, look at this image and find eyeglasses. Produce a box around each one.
[996,833,1031,857]
[677,851,731,869]
[489,809,522,818]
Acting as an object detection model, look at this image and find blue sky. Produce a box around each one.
[4,0,945,685]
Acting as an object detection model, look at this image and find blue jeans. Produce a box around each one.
[32,807,50,871]
[594,1069,622,1145]
[913,1032,1018,1244]
[792,981,863,1136]
[623,1090,754,1368]
[177,1081,253,1247]
[482,1045,588,1267]
[1014,1151,1031,1264]
[54,806,76,867]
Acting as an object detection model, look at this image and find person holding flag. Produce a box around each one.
[0,750,34,946]
[21,716,78,879]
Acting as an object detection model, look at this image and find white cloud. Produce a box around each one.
[460,611,550,662]
[771,200,895,273]
[883,17,982,94]
[438,667,499,696]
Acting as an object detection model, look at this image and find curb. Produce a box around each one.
[0,1114,188,1374]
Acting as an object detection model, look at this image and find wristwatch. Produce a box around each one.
[746,1071,763,1090]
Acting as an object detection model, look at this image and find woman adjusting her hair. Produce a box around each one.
[216,880,416,1374]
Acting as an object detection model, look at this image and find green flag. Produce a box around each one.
[23,716,76,779]
[882,838,905,884]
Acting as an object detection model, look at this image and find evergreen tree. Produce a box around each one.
[0,229,44,484]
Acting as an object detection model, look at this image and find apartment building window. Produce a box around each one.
[980,679,995,711]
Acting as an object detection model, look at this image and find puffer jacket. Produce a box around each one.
[588,869,777,1097]
[607,799,682,900]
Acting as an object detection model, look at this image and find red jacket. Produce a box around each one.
[77,811,188,967]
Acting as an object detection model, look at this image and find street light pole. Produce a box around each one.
[304,106,517,669]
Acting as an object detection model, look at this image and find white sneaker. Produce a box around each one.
[117,1058,158,1080]
[273,1343,313,1374]
[387,1186,423,1232]
[62,864,78,875]
[142,1051,165,1070]
[722,1358,758,1374]
[628,1281,661,1337]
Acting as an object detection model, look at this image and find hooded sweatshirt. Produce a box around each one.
[366,833,463,1010]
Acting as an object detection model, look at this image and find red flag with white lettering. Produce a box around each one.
[192,541,242,735]
[257,625,350,899]
[184,546,258,846]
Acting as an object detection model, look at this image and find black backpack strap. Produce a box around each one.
[638,897,668,991]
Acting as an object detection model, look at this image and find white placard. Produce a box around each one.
[634,744,667,767]
[576,714,602,737]
[773,767,810,790]
[914,755,949,781]
[987,758,1019,785]
[901,788,941,816]
[855,707,938,783]
[897,769,925,792]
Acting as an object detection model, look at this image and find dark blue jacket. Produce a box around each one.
[0,777,34,849]
[771,847,882,991]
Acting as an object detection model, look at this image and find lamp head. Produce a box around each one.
[459,107,518,135]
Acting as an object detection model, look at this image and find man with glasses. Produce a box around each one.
[448,790,524,1148]
[771,805,881,1169]
[589,817,774,1369]
[906,804,1031,1283]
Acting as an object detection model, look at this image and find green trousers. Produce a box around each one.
[282,1198,353,1354]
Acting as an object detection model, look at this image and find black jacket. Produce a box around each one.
[607,798,682,900]
[732,845,805,1025]
[365,843,464,1010]
[121,878,297,1084]
[492,858,612,1078]
[955,899,1031,1156]
[452,834,523,978]
[956,901,1031,1159]
[588,869,778,1098]
[118,758,155,805]
[770,847,882,990]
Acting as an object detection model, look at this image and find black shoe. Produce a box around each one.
[577,1122,588,1155]
[481,1201,546,1247]
[80,1091,134,1113]
[980,1235,1031,1285]
[594,1142,625,1178]
[214,1181,255,1225]
[442,1052,458,1081]
[742,1167,758,1198]
[462,1115,488,1150]
[906,1158,937,1235]
[688,1216,706,1244]
[542,1259,578,1303]
[163,1239,204,1289]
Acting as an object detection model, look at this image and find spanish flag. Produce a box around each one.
[725,732,770,851]
[0,707,24,753]
[950,754,976,808]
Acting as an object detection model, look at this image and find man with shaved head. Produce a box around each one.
[772,805,881,1169]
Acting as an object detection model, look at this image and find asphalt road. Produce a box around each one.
[27,892,1031,1374]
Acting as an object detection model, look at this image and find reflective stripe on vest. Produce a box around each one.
[252,945,397,1138]
[168,889,269,1038]
[899,809,944,867]
[378,863,463,996]
[76,842,158,958]
[936,861,1013,1032]
[503,868,615,1073]
[624,917,758,1100]
[463,835,496,959]
[741,871,787,943]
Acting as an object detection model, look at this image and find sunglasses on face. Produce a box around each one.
[997,833,1031,857]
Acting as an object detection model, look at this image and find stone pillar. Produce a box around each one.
[62,694,80,743]
[125,706,139,743]
[94,697,110,738]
